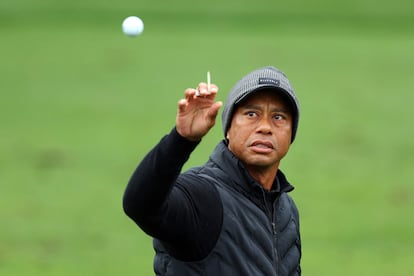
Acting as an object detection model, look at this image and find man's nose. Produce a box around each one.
[256,116,272,134]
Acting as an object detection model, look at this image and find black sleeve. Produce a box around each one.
[122,127,223,261]
[123,127,198,222]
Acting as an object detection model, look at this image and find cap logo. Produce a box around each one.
[258,77,280,86]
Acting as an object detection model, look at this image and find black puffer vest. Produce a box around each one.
[154,142,301,275]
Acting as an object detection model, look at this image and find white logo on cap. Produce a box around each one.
[258,78,280,86]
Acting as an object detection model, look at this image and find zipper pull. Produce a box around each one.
[272,222,277,235]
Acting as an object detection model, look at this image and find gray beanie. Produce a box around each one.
[222,66,300,143]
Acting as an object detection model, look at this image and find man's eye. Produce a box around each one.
[246,111,256,117]
[274,115,284,120]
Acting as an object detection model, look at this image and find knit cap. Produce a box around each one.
[221,66,300,143]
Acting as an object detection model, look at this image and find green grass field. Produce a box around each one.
[1,0,413,275]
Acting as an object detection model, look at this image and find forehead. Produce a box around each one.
[237,89,293,110]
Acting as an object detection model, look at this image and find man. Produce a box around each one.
[123,66,302,275]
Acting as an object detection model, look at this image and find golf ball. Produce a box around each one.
[122,16,144,37]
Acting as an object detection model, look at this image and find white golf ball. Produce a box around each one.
[122,16,144,37]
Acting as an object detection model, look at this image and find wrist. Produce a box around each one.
[174,127,202,143]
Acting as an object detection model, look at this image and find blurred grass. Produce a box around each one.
[1,0,414,275]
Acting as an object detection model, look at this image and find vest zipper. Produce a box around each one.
[261,189,279,275]
[271,216,279,275]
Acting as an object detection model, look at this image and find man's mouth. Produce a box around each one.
[250,140,274,152]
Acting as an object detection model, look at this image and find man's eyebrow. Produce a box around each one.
[241,104,261,110]
[241,104,290,113]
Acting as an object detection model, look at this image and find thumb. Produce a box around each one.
[207,101,223,121]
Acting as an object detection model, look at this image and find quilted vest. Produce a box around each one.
[153,171,301,275]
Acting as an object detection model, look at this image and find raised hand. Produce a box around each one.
[176,82,222,142]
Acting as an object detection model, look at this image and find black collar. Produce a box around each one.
[207,141,295,196]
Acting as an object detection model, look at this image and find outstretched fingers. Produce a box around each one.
[177,98,188,113]
[176,82,222,141]
[195,83,218,98]
[207,101,223,121]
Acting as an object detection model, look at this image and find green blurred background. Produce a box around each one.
[1,0,413,275]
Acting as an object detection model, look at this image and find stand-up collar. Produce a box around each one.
[207,141,294,195]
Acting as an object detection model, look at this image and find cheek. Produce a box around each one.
[227,127,246,151]
[226,117,242,140]
[226,128,237,144]
[280,125,293,141]
[227,124,249,142]
[276,129,292,153]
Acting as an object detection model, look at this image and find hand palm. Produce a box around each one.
[176,84,222,141]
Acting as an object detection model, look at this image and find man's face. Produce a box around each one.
[226,90,293,171]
